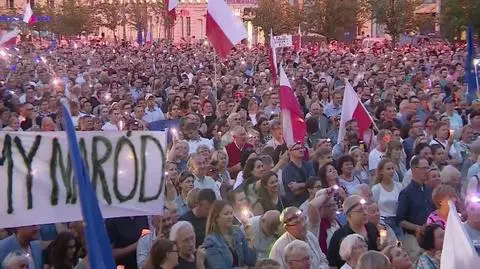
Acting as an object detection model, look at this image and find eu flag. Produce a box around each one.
[466,24,477,104]
[136,23,143,46]
[61,101,116,269]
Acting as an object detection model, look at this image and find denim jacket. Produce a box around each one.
[203,226,256,269]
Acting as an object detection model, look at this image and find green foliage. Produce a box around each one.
[252,0,304,37]
[35,0,99,37]
[368,0,421,43]
[96,2,124,33]
[441,0,480,40]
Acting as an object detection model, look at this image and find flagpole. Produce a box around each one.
[475,61,479,93]
[213,51,218,101]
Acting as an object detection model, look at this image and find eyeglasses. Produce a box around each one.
[414,166,430,170]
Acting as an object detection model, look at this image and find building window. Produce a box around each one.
[186,17,191,36]
[181,17,185,38]
[6,0,14,8]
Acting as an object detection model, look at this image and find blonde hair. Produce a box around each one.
[374,158,395,185]
[432,184,456,208]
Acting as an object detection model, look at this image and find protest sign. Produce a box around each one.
[0,131,167,228]
[273,35,293,48]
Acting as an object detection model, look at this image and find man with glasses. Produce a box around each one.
[284,240,311,269]
[396,156,435,260]
[282,142,315,207]
[270,207,329,269]
[327,195,379,268]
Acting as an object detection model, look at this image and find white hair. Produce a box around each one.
[2,252,28,269]
[169,221,194,241]
[440,165,460,185]
[284,240,309,263]
[339,234,365,261]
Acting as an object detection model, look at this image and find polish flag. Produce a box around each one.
[268,29,277,85]
[279,65,306,146]
[206,0,247,59]
[338,80,375,143]
[23,3,35,25]
[0,29,20,47]
[165,0,178,22]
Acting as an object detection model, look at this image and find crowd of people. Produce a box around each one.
[0,36,480,269]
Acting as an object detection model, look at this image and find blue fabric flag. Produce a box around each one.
[60,102,116,269]
[466,24,477,104]
[136,23,143,46]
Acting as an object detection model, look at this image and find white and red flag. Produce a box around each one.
[268,29,278,85]
[206,0,247,59]
[338,80,375,143]
[23,3,35,25]
[279,65,306,146]
[0,29,20,47]
[293,25,301,53]
[165,0,178,22]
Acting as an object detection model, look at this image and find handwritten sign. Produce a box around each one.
[0,131,167,228]
[273,35,293,48]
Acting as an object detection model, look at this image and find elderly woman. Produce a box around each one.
[382,245,413,269]
[338,234,368,269]
[210,150,232,185]
[366,202,398,248]
[327,195,379,268]
[440,165,461,191]
[283,240,311,269]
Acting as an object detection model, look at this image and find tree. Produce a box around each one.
[252,0,304,39]
[97,2,124,42]
[368,0,422,44]
[36,0,98,38]
[304,0,369,40]
[441,0,480,40]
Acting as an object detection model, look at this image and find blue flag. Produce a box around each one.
[60,102,116,269]
[466,24,477,104]
[136,23,143,46]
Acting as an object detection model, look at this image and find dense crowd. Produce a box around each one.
[0,37,480,269]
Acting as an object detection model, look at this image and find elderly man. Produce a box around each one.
[250,210,281,260]
[189,153,221,199]
[269,207,329,269]
[169,221,206,269]
[1,252,29,269]
[225,126,253,178]
[284,240,311,269]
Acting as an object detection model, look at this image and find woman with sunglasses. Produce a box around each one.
[327,195,379,268]
[149,239,179,269]
[203,200,256,269]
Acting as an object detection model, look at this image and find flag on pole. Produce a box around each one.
[0,29,20,47]
[165,0,179,22]
[23,3,36,25]
[338,80,375,143]
[465,24,477,104]
[441,200,480,268]
[206,0,247,59]
[136,23,143,46]
[279,65,306,146]
[268,29,278,85]
[60,101,116,269]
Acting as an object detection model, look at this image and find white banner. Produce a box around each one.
[0,131,167,228]
[273,35,293,48]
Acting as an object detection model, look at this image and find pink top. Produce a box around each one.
[426,211,446,229]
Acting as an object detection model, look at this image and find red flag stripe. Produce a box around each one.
[206,12,234,59]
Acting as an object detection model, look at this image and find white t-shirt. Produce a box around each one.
[371,182,403,217]
[193,176,221,199]
[102,122,119,131]
[338,176,361,196]
[368,148,385,171]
